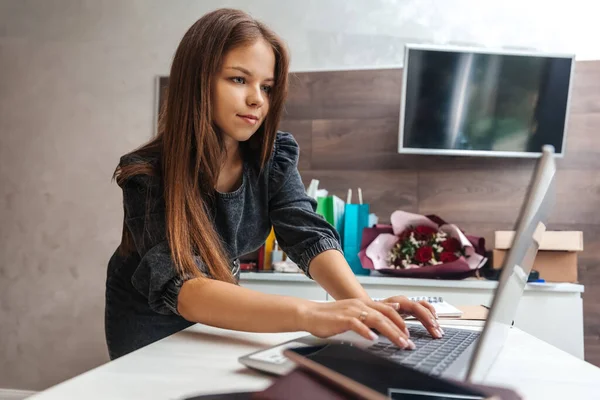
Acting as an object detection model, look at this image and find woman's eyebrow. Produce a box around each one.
[226,66,275,82]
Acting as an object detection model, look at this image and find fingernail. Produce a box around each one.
[398,337,409,348]
[436,328,444,338]
[390,303,400,310]
[369,331,379,341]
[407,339,416,350]
[404,327,410,337]
[439,328,445,335]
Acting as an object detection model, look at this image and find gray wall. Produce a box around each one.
[1,0,598,391]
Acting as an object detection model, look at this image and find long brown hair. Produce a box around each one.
[114,8,289,283]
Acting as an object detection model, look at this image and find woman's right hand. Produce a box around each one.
[297,298,416,349]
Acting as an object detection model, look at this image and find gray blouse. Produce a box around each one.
[111,132,342,316]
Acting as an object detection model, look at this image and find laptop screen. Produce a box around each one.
[466,145,556,382]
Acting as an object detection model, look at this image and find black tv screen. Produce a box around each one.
[399,45,574,157]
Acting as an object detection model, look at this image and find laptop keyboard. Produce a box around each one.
[367,325,480,376]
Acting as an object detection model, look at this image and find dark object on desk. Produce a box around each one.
[184,359,519,400]
[284,344,521,400]
[253,368,356,400]
[527,270,540,282]
[182,369,361,400]
[478,263,502,281]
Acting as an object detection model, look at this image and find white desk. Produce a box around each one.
[240,272,585,358]
[30,323,600,400]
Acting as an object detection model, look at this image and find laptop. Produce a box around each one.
[240,145,556,383]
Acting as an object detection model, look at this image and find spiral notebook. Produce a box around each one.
[406,296,463,318]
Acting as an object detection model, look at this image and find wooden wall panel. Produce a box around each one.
[554,170,600,225]
[418,169,532,224]
[311,118,401,170]
[568,62,600,114]
[278,119,312,170]
[286,69,402,120]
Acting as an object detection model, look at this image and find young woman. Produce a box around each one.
[105,8,443,360]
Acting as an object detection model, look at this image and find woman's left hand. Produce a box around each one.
[378,296,444,339]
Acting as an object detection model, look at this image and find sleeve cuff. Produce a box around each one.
[160,276,184,315]
[298,238,344,279]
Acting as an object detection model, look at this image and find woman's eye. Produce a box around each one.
[231,76,271,94]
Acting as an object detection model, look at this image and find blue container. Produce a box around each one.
[342,203,371,276]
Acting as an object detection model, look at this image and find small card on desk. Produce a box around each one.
[456,305,489,321]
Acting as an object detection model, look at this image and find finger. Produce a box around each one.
[347,317,379,342]
[369,301,410,338]
[365,300,411,339]
[418,300,438,319]
[383,296,410,307]
[362,309,415,350]
[410,301,443,338]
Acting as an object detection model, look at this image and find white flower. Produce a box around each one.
[435,232,447,242]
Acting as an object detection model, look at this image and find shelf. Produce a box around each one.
[239,271,584,293]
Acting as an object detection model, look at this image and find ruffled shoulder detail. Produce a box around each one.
[118,152,160,172]
[269,131,300,198]
[115,151,161,189]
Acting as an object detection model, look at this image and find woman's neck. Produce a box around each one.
[224,136,241,164]
[215,137,244,193]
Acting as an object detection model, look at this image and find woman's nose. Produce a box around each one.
[246,86,265,107]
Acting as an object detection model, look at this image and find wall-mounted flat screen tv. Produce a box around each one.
[398,44,574,158]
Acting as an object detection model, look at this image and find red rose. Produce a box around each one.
[398,228,414,241]
[439,251,459,263]
[414,225,438,240]
[414,246,434,264]
[441,238,461,253]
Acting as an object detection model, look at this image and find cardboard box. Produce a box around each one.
[493,231,583,283]
[494,231,583,252]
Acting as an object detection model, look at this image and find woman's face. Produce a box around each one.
[212,38,275,144]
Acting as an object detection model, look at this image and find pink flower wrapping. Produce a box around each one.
[358,211,487,279]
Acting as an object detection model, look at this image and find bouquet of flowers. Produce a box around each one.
[358,211,487,279]
[388,225,466,269]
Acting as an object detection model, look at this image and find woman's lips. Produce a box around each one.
[237,115,258,125]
